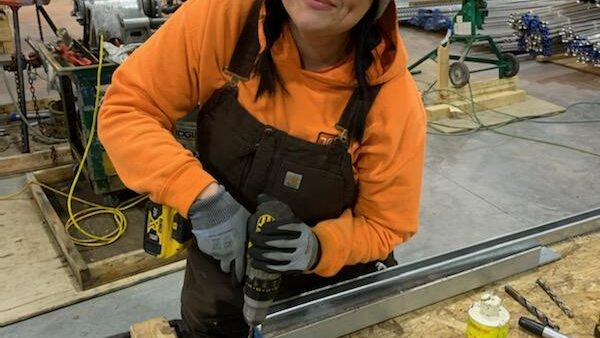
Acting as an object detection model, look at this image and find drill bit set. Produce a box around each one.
[505,277,576,336]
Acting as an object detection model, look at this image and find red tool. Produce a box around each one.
[55,43,92,66]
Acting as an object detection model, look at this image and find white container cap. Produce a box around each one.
[468,293,510,327]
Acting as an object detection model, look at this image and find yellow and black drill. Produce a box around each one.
[143,201,193,259]
[243,195,288,338]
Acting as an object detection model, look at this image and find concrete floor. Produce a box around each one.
[1,2,600,338]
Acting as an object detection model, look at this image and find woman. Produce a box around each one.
[99,0,426,336]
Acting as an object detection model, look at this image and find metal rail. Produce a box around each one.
[262,208,600,337]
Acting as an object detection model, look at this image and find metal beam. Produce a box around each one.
[268,247,558,338]
[262,208,600,337]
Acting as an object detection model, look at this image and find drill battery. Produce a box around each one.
[144,201,193,259]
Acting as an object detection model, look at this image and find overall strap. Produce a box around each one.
[224,0,262,86]
[335,85,383,145]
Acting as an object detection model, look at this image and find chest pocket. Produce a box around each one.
[269,159,345,224]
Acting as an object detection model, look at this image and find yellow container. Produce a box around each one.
[466,294,510,338]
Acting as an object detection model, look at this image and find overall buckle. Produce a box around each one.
[223,68,249,88]
[335,124,349,144]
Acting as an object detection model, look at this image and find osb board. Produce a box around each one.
[0,193,186,326]
[346,233,600,338]
[428,95,565,134]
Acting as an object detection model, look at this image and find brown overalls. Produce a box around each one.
[180,1,396,336]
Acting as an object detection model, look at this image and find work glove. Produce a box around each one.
[189,185,249,283]
[248,196,320,273]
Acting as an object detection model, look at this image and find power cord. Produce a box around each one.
[0,33,148,247]
[421,82,600,158]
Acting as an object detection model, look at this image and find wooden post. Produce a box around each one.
[437,44,449,101]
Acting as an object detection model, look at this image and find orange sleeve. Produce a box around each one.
[98,0,229,216]
[311,73,427,277]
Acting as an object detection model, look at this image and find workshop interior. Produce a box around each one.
[0,0,599,337]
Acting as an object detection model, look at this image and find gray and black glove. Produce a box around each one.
[189,185,249,282]
[248,197,320,273]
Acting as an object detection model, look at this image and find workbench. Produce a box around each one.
[347,233,600,338]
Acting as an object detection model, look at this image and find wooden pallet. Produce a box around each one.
[0,188,186,326]
[426,77,528,121]
[26,165,186,290]
[537,54,600,77]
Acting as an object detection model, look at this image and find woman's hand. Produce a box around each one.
[248,196,320,273]
[188,185,249,283]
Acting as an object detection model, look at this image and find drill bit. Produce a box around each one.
[247,325,254,338]
[536,278,574,318]
[505,285,560,331]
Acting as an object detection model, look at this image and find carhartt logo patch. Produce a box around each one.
[316,132,337,145]
[283,171,303,190]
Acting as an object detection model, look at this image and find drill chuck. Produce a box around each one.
[243,264,281,326]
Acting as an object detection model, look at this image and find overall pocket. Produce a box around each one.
[269,160,345,224]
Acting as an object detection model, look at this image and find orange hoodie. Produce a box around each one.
[98,0,426,277]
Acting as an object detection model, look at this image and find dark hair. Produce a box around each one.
[254,0,382,101]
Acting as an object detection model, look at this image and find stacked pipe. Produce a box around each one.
[479,0,545,52]
[510,1,600,66]
[560,5,600,66]
[394,1,570,52]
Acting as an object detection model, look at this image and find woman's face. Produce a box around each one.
[282,0,374,36]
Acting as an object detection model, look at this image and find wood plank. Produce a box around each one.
[550,56,600,77]
[0,258,186,326]
[32,164,73,185]
[86,249,187,289]
[437,44,449,101]
[0,7,12,43]
[130,317,177,338]
[0,98,58,114]
[427,89,527,121]
[347,233,600,338]
[428,95,564,132]
[26,172,88,289]
[0,198,77,327]
[0,145,72,176]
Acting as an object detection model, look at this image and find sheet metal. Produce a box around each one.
[262,208,600,337]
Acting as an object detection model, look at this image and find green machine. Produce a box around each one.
[33,38,123,195]
[408,0,520,88]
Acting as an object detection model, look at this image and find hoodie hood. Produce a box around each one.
[267,0,408,90]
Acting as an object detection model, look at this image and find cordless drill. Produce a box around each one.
[243,195,288,337]
[143,201,193,259]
